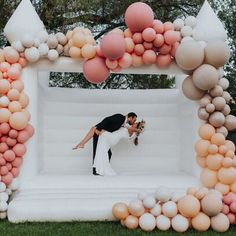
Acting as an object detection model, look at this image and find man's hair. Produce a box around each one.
[127,112,137,118]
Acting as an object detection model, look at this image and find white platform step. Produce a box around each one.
[8,174,200,222]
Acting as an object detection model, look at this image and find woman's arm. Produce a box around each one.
[128,126,141,136]
[95,128,105,136]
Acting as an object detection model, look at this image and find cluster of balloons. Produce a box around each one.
[222,192,236,224]
[0,179,19,219]
[196,124,236,193]
[112,186,230,232]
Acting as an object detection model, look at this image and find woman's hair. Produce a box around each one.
[134,120,145,146]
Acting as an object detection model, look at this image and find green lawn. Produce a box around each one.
[0,221,235,236]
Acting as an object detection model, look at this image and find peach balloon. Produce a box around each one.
[17,130,30,143]
[159,43,171,55]
[1,172,13,186]
[85,35,96,45]
[132,33,143,44]
[187,187,197,195]
[124,28,133,38]
[69,47,81,58]
[196,156,206,168]
[25,124,35,137]
[81,44,96,59]
[72,33,86,48]
[142,50,156,64]
[206,154,223,170]
[19,92,29,109]
[9,112,28,130]
[118,52,132,68]
[198,124,215,140]
[201,193,222,216]
[18,58,27,68]
[13,143,26,157]
[170,42,180,57]
[100,33,126,60]
[225,150,235,158]
[83,57,110,84]
[125,2,154,32]
[218,167,236,185]
[142,28,156,42]
[11,167,19,177]
[131,53,143,67]
[163,22,174,32]
[164,31,180,45]
[11,80,24,92]
[195,139,210,157]
[211,213,230,232]
[0,143,9,153]
[0,108,11,123]
[225,140,236,152]
[153,21,164,34]
[7,89,20,101]
[191,212,210,231]
[0,79,11,94]
[208,144,218,154]
[156,54,172,68]
[177,195,200,218]
[222,157,233,168]
[7,67,20,80]
[21,109,31,122]
[112,202,129,220]
[0,122,10,134]
[6,137,17,147]
[134,44,145,56]
[124,38,135,53]
[211,133,225,146]
[153,34,164,48]
[111,65,122,73]
[3,149,15,162]
[8,101,22,113]
[200,168,218,188]
[0,166,9,175]
[105,58,118,70]
[12,157,23,168]
[0,62,10,73]
[143,42,153,50]
[3,47,20,64]
[125,215,139,229]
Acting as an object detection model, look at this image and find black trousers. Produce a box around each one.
[93,134,112,163]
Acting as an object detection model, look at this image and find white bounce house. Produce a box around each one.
[0,0,232,223]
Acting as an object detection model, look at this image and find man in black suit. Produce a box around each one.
[92,112,137,175]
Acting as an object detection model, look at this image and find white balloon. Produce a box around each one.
[150,204,162,217]
[0,183,6,193]
[38,43,49,56]
[12,41,25,52]
[192,29,205,41]
[0,211,7,219]
[218,68,225,79]
[34,38,41,47]
[198,40,207,48]
[21,34,34,48]
[8,178,19,191]
[56,32,68,45]
[155,186,172,203]
[156,215,171,231]
[0,192,8,202]
[181,36,194,43]
[47,34,58,49]
[181,26,193,37]
[218,78,229,90]
[171,193,184,203]
[38,30,49,43]
[208,189,223,199]
[185,16,197,28]
[25,47,40,62]
[5,188,12,195]
[0,201,8,211]
[173,19,185,31]
[139,213,156,231]
[171,214,189,232]
[162,201,178,218]
[48,49,59,61]
[143,195,156,209]
[0,96,10,107]
[137,191,148,201]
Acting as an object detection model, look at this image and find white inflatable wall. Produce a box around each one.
[8,58,201,222]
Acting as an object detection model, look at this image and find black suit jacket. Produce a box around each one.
[93,114,126,162]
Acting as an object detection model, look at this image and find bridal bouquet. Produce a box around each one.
[134,120,146,146]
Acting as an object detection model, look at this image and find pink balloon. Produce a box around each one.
[230,202,236,213]
[142,28,156,42]
[11,167,19,177]
[153,21,164,34]
[156,54,172,68]
[163,22,174,32]
[227,213,236,224]
[153,34,165,48]
[0,123,10,134]
[164,30,181,45]
[0,62,11,73]
[124,38,135,53]
[0,143,9,153]
[132,53,143,67]
[18,58,27,67]
[221,204,230,215]
[13,143,26,157]
[0,136,7,142]
[223,194,234,205]
[96,46,105,58]
[143,42,153,50]
[6,162,12,171]
[170,42,180,57]
[7,67,20,80]
[11,157,23,168]
[111,66,122,72]
[125,2,154,32]
[0,157,6,166]
[9,112,28,130]
[83,57,110,84]
[159,43,172,55]
[142,50,157,64]
[6,137,17,147]
[1,172,13,186]
[105,58,118,70]
[3,149,16,162]
[132,33,143,44]
[11,80,24,92]
[24,124,35,137]
[134,44,145,56]
[17,130,30,143]
[0,166,9,175]
[100,33,126,60]
[3,47,20,64]
[118,53,133,68]
[9,129,18,139]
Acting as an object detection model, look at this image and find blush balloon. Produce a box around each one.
[156,54,172,68]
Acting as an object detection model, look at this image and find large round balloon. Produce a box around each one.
[182,76,205,100]
[100,33,126,60]
[175,41,204,70]
[83,57,110,84]
[124,2,154,33]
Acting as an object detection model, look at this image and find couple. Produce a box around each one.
[73,112,145,176]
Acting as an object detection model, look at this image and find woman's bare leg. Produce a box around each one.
[73,127,96,149]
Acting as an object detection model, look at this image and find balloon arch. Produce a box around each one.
[0,0,236,232]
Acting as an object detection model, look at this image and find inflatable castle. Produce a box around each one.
[0,0,235,230]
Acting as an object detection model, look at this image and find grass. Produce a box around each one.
[0,221,235,236]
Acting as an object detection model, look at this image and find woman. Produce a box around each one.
[73,121,145,176]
